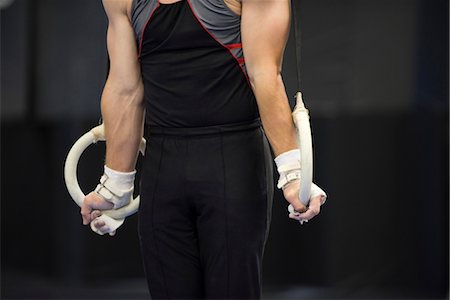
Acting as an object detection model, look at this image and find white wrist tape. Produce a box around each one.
[310,183,327,204]
[276,149,327,206]
[94,166,136,209]
[275,149,301,189]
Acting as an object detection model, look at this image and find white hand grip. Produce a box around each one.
[63,124,146,219]
[292,92,313,206]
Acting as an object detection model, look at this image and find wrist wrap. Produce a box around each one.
[94,166,136,209]
[275,149,301,189]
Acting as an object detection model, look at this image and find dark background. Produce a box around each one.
[1,0,448,299]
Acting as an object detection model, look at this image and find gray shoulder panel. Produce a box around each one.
[131,0,159,50]
[132,0,246,70]
[188,0,244,67]
[188,0,241,46]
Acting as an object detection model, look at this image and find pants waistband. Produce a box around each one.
[145,119,261,137]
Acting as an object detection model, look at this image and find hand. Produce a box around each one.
[288,194,325,224]
[283,180,326,224]
[81,192,125,236]
[81,191,114,225]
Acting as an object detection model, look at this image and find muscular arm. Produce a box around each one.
[101,0,144,172]
[80,0,143,229]
[241,0,297,157]
[241,0,327,215]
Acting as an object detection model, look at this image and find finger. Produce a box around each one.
[81,192,99,225]
[81,203,93,225]
[292,202,307,213]
[288,213,308,224]
[286,194,307,213]
[297,196,322,220]
[91,210,102,220]
[96,224,111,234]
[309,195,322,212]
[93,219,106,228]
[90,221,111,235]
[320,195,326,205]
[289,213,302,220]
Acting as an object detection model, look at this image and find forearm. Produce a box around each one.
[101,80,144,172]
[251,72,297,157]
[240,0,295,156]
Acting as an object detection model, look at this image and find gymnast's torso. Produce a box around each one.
[130,0,259,127]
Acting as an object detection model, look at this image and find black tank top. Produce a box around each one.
[132,0,259,127]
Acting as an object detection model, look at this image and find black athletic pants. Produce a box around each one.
[138,120,274,299]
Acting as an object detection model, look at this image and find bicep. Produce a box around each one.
[241,0,291,78]
[103,0,141,93]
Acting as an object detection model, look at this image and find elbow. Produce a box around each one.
[103,79,144,106]
[247,66,283,91]
[123,81,144,106]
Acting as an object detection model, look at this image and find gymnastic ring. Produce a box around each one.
[63,124,146,219]
[292,91,313,206]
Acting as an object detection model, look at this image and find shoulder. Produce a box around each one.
[223,0,241,16]
[102,0,133,21]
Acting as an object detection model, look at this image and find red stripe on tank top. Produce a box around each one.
[186,0,250,85]
[225,43,242,50]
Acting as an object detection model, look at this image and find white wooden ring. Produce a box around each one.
[63,124,146,219]
[292,92,313,206]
